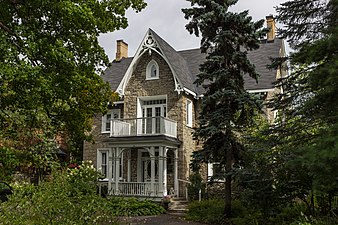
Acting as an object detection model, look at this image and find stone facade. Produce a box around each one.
[83,50,198,197]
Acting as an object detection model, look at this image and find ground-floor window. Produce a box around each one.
[97,149,123,180]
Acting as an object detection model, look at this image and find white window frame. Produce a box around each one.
[97,149,124,181]
[146,60,159,80]
[186,99,193,127]
[102,109,121,133]
[207,162,225,182]
[97,149,110,179]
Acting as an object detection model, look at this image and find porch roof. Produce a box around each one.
[104,135,181,148]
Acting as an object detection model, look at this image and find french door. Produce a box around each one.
[142,105,166,134]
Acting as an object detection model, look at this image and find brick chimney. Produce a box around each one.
[115,40,128,61]
[266,15,276,42]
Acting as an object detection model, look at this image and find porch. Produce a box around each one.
[97,145,180,198]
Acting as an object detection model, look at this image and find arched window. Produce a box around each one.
[146,60,159,80]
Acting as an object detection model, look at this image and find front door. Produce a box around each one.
[141,152,159,182]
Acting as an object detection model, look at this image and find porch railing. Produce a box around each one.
[110,117,177,138]
[98,181,160,196]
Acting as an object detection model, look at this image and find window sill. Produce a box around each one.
[146,77,159,80]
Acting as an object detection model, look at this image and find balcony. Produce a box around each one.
[109,117,177,138]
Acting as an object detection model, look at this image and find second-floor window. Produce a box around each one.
[102,109,121,133]
[146,60,159,80]
[186,99,193,127]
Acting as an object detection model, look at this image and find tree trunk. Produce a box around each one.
[224,147,232,217]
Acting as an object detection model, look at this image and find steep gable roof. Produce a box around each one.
[150,30,198,94]
[102,29,284,96]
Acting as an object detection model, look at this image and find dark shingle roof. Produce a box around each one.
[102,29,283,95]
[177,48,206,94]
[245,38,283,91]
[150,29,199,93]
[101,57,133,91]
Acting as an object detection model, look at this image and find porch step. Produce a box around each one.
[167,199,189,216]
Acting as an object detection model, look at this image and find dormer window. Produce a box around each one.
[146,60,159,80]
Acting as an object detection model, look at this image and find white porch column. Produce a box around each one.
[158,146,164,196]
[137,150,142,182]
[150,147,155,196]
[127,149,131,182]
[163,148,168,196]
[114,147,121,195]
[174,148,179,198]
[108,148,113,194]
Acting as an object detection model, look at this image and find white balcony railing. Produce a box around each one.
[110,117,177,138]
[98,181,160,197]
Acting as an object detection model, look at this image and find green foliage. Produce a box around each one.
[186,199,225,224]
[108,197,165,217]
[0,0,147,176]
[0,161,164,224]
[0,161,117,225]
[182,0,267,216]
[187,198,338,225]
[251,0,338,219]
[0,147,20,182]
[187,173,206,201]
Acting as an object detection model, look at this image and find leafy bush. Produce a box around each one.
[186,198,338,225]
[108,197,165,216]
[0,161,165,224]
[187,173,206,201]
[0,161,116,225]
[186,199,224,224]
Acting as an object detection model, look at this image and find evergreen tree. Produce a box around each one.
[182,0,266,217]
[266,0,338,213]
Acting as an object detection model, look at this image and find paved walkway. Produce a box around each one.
[118,214,208,225]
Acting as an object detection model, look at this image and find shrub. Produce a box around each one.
[0,161,166,224]
[0,161,117,225]
[108,197,165,216]
[187,173,206,201]
[186,199,224,224]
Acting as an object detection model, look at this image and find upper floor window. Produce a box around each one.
[102,109,120,133]
[186,99,193,127]
[146,60,159,80]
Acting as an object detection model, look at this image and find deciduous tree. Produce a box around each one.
[0,0,146,180]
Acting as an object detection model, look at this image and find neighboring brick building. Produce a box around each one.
[83,17,287,199]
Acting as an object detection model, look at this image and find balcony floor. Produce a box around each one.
[104,135,181,148]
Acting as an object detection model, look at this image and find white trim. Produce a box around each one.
[247,88,274,93]
[116,29,186,96]
[146,59,159,80]
[183,87,197,97]
[198,89,274,98]
[138,95,167,101]
[207,162,225,182]
[97,148,124,181]
[186,99,193,127]
[97,148,110,179]
[101,109,121,133]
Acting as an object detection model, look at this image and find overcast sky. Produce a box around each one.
[99,0,287,61]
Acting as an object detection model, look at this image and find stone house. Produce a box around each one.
[83,16,287,199]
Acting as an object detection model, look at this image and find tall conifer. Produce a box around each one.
[182,0,266,217]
